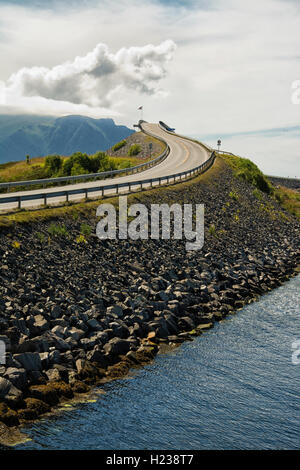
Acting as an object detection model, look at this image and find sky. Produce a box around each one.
[0,0,299,177]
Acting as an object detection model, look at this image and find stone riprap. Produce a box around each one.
[0,157,299,438]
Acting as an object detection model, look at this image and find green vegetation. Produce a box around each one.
[76,234,88,244]
[274,186,300,220]
[112,140,127,151]
[229,190,239,201]
[0,151,136,189]
[208,224,217,237]
[253,188,263,200]
[11,240,21,249]
[221,153,299,220]
[48,223,69,238]
[221,153,272,194]
[128,144,141,156]
[44,155,62,175]
[35,232,46,243]
[80,223,92,236]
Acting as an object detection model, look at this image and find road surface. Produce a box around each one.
[0,122,211,211]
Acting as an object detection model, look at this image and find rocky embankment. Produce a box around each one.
[268,176,300,191]
[0,157,299,442]
[107,131,164,160]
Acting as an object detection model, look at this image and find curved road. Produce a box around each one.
[0,122,211,211]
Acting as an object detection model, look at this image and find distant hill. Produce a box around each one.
[0,115,134,163]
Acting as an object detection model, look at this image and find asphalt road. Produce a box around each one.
[0,122,211,211]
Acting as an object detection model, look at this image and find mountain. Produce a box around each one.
[0,115,134,163]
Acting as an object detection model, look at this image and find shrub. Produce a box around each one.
[128,144,141,156]
[44,155,62,176]
[62,152,91,176]
[70,163,88,176]
[112,140,127,152]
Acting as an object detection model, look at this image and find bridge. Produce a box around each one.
[0,122,215,212]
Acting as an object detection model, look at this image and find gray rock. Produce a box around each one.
[0,377,12,398]
[0,377,23,401]
[13,319,30,336]
[50,334,71,352]
[86,347,105,364]
[106,305,123,318]
[67,328,85,342]
[49,350,61,364]
[51,325,65,338]
[179,316,195,330]
[13,352,42,371]
[4,367,27,390]
[39,352,51,369]
[157,291,169,302]
[80,337,97,351]
[4,353,22,369]
[64,337,79,350]
[87,318,101,331]
[75,359,85,374]
[103,337,130,356]
[51,305,62,319]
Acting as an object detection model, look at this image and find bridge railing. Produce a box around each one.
[0,152,216,210]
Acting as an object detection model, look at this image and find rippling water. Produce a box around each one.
[17,275,300,450]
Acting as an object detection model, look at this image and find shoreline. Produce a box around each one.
[1,265,299,447]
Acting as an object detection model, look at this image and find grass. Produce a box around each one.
[253,188,263,200]
[220,153,272,194]
[80,223,92,236]
[274,186,300,220]
[0,157,49,184]
[47,223,69,238]
[208,224,217,237]
[220,152,300,220]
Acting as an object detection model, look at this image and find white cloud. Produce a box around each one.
[0,0,299,175]
[1,39,176,113]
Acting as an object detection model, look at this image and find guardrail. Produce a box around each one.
[0,153,216,210]
[0,133,169,193]
[0,122,216,210]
